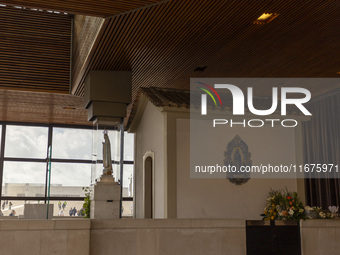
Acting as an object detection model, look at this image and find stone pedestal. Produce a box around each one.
[90,175,121,219]
[24,204,54,219]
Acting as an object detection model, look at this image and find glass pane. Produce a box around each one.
[122,164,133,197]
[51,200,85,217]
[0,200,85,217]
[2,162,46,197]
[52,128,92,160]
[124,132,134,161]
[50,163,91,197]
[91,163,102,184]
[5,125,48,158]
[122,201,133,217]
[1,200,44,217]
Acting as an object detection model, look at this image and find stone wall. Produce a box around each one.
[0,218,246,255]
[300,219,340,255]
[0,219,90,255]
[1,218,338,254]
[90,219,246,255]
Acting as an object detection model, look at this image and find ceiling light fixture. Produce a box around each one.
[254,13,279,24]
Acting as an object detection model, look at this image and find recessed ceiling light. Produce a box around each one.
[254,13,279,24]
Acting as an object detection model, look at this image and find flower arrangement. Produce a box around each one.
[261,189,307,221]
[305,206,334,219]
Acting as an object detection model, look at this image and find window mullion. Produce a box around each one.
[0,125,7,203]
[44,125,53,204]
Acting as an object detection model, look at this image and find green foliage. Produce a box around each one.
[82,187,92,218]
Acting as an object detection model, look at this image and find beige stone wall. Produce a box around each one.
[0,218,245,255]
[0,219,90,255]
[176,118,300,220]
[90,219,246,255]
[2,218,339,254]
[0,218,246,254]
[135,102,166,218]
[300,219,340,255]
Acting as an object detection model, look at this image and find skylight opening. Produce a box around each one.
[254,13,279,24]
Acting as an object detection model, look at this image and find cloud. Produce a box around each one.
[5,125,48,158]
[52,128,92,159]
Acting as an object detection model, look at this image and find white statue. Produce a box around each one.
[102,130,113,175]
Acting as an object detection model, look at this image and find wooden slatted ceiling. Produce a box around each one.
[0,6,72,93]
[72,15,105,94]
[0,0,168,17]
[71,0,340,102]
[0,89,89,125]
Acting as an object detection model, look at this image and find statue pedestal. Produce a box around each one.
[24,204,54,219]
[90,175,121,219]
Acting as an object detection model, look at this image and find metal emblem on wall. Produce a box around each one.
[224,135,251,185]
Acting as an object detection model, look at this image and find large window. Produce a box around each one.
[0,123,134,217]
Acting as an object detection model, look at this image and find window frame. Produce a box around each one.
[0,122,134,205]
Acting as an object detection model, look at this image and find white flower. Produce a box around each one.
[305,206,312,211]
[289,208,294,216]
